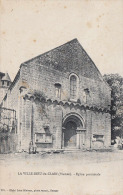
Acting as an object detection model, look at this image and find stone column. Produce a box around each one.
[17,91,21,151]
[62,127,65,148]
[76,132,80,149]
[54,106,62,149]
[85,110,92,148]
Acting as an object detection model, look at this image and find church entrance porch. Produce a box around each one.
[62,113,86,149]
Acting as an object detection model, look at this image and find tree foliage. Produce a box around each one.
[103,74,123,139]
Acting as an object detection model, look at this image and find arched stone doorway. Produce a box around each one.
[64,121,77,148]
[62,113,85,149]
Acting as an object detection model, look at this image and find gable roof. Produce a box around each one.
[23,39,103,81]
[1,72,11,82]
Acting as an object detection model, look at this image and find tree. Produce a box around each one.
[103,74,123,140]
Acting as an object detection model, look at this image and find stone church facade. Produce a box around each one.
[1,39,111,152]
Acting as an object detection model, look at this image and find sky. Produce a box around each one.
[0,0,123,81]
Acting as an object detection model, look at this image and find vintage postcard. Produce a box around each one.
[0,0,123,195]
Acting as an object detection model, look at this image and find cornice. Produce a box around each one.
[23,93,111,114]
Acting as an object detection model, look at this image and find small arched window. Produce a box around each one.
[54,83,61,99]
[70,75,77,99]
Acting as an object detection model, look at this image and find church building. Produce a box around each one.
[1,39,111,152]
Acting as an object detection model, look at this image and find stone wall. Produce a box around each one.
[21,63,111,108]
[18,96,111,151]
[24,39,103,81]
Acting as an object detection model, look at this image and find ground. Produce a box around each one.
[0,151,123,195]
[0,150,123,166]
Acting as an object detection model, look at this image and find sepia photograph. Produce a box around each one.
[0,0,123,194]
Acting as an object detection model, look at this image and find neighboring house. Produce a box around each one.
[0,72,11,104]
[1,39,111,152]
[0,72,17,153]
